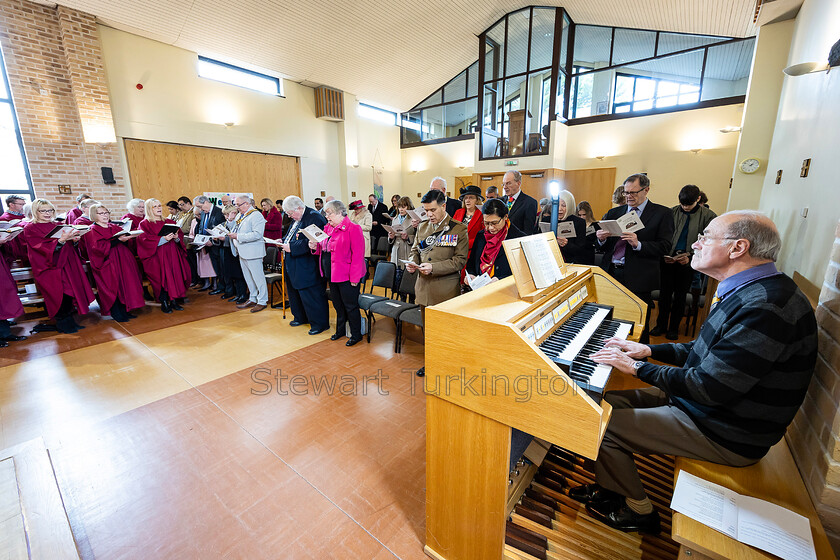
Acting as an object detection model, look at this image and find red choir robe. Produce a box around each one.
[136,218,191,299]
[121,213,143,253]
[66,207,83,224]
[72,215,93,261]
[0,211,29,265]
[0,248,24,321]
[262,207,284,240]
[85,223,146,314]
[23,221,94,318]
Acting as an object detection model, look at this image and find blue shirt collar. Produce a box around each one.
[717,262,781,300]
[628,199,648,215]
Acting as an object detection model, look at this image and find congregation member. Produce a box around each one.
[452,185,484,281]
[194,195,227,296]
[275,199,283,213]
[66,193,91,224]
[176,197,196,234]
[348,200,372,258]
[388,196,416,294]
[540,190,594,265]
[189,206,215,290]
[577,200,599,256]
[1,194,29,265]
[465,198,526,282]
[368,194,390,250]
[260,197,284,240]
[281,196,329,334]
[485,185,499,199]
[580,211,817,535]
[215,204,249,303]
[24,199,94,333]
[596,174,674,344]
[137,198,191,314]
[0,235,26,346]
[612,186,626,207]
[429,177,461,216]
[502,170,538,235]
[309,199,365,345]
[229,196,268,312]
[84,203,145,322]
[387,194,400,218]
[405,189,469,377]
[652,185,717,340]
[220,195,232,207]
[122,198,145,229]
[314,197,324,216]
[165,200,181,220]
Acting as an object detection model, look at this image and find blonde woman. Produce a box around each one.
[23,198,94,332]
[136,198,191,313]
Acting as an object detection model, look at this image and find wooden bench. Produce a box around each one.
[671,439,835,559]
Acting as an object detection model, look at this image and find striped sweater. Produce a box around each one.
[637,273,817,459]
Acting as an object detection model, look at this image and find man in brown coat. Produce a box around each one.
[406,189,469,376]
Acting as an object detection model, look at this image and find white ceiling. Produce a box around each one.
[36,0,758,111]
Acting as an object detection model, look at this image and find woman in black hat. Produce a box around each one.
[452,185,485,284]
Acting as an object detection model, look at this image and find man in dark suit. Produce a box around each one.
[280,196,330,335]
[429,177,461,217]
[596,173,675,344]
[367,194,390,251]
[502,170,538,235]
[196,195,228,295]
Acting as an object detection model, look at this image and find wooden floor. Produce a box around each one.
[0,286,693,559]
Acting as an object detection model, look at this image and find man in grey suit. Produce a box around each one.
[229,196,268,313]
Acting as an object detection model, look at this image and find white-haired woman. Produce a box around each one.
[539,189,594,265]
[136,198,191,313]
[23,198,94,332]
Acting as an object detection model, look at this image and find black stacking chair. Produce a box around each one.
[368,237,390,268]
[359,261,396,339]
[368,269,419,351]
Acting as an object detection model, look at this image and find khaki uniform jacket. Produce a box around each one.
[408,215,469,307]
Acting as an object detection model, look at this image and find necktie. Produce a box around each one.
[612,207,638,262]
[284,221,300,244]
[710,292,721,310]
[506,196,514,210]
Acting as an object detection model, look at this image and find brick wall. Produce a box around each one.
[788,219,840,554]
[0,0,125,214]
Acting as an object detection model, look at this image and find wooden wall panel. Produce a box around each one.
[124,140,301,205]
[564,168,617,220]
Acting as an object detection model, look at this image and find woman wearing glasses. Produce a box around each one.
[84,203,146,322]
[136,198,191,313]
[23,198,95,333]
[465,198,527,283]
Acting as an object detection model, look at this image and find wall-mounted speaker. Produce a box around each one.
[101,167,116,184]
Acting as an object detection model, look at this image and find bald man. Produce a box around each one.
[571,211,817,535]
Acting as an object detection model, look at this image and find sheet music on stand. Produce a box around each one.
[520,236,563,289]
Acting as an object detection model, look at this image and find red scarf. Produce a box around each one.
[479,218,510,275]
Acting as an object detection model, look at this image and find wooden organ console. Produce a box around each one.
[424,235,649,560]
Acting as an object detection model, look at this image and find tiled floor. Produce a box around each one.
[1,281,697,559]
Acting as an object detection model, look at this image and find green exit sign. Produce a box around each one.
[505,159,519,166]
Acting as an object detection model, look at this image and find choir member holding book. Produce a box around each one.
[1,194,29,266]
[84,203,145,322]
[136,198,191,314]
[23,199,94,333]
[0,235,26,346]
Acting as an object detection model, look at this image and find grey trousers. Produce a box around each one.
[595,387,758,500]
[239,257,268,305]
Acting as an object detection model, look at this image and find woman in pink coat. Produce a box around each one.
[308,199,366,346]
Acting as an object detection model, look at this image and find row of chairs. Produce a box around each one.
[359,262,423,353]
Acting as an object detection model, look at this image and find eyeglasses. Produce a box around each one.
[622,187,648,196]
[696,233,739,245]
[484,217,503,227]
[97,211,110,215]
[235,201,249,207]
[37,209,55,214]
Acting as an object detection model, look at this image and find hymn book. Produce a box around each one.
[0,226,23,241]
[157,224,181,237]
[406,208,428,222]
[190,234,211,246]
[382,222,405,235]
[519,236,564,289]
[263,237,283,245]
[538,220,576,238]
[0,219,21,229]
[301,224,330,244]
[209,224,230,238]
[596,210,645,236]
[48,224,90,239]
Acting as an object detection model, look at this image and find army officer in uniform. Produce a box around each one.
[405,189,469,377]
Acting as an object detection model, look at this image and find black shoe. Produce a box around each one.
[567,484,620,506]
[290,321,305,327]
[126,312,137,319]
[585,500,661,535]
[415,367,425,377]
[0,340,7,347]
[345,337,362,347]
[330,333,345,341]
[649,326,664,337]
[197,285,211,292]
[2,335,27,342]
[666,331,679,341]
[161,299,172,314]
[208,289,224,296]
[171,302,184,311]
[221,293,235,300]
[308,327,327,335]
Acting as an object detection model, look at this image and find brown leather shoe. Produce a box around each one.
[237,301,256,309]
[250,304,267,313]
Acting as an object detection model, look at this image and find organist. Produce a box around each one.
[573,211,817,535]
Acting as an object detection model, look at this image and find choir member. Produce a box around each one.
[65,193,91,224]
[72,199,97,226]
[1,194,29,266]
[136,198,191,314]
[23,199,94,333]
[123,198,145,230]
[260,198,284,240]
[84,203,145,321]
[0,236,26,346]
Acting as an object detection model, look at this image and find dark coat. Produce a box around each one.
[198,205,226,255]
[540,213,594,265]
[466,224,526,280]
[598,202,675,294]
[283,207,328,290]
[444,197,462,218]
[505,192,538,235]
[368,201,390,239]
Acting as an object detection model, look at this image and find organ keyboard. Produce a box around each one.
[424,263,647,560]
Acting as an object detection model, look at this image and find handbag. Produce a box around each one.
[320,250,332,282]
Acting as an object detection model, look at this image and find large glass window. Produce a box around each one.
[0,45,34,203]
